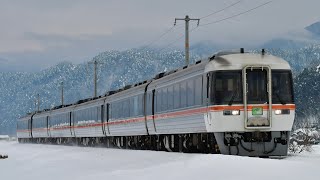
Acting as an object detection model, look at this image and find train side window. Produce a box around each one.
[112,102,116,119]
[123,100,127,118]
[181,81,187,108]
[138,94,143,116]
[116,103,118,119]
[125,98,130,117]
[124,100,127,118]
[156,90,162,112]
[137,95,140,116]
[127,99,131,118]
[187,79,195,107]
[129,97,133,117]
[122,100,126,118]
[119,101,123,119]
[162,88,168,111]
[147,92,152,115]
[92,108,94,121]
[168,86,173,111]
[195,76,203,105]
[174,83,180,109]
[117,101,121,119]
[114,102,117,119]
[92,107,95,121]
[98,106,101,122]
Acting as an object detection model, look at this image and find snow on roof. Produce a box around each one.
[205,53,291,72]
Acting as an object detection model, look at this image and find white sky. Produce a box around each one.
[0,0,319,71]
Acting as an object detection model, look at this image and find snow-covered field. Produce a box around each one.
[0,141,319,180]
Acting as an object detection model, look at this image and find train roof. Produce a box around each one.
[205,51,291,72]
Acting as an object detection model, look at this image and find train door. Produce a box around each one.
[205,73,212,125]
[69,112,73,136]
[46,116,50,137]
[151,89,157,132]
[243,66,272,129]
[101,104,106,135]
[28,117,32,138]
[71,112,76,137]
[105,103,110,135]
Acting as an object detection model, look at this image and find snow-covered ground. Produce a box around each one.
[0,141,319,180]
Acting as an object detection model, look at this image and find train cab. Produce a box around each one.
[205,50,295,156]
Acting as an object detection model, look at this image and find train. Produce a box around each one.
[17,49,295,156]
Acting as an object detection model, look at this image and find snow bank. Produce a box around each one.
[0,142,319,180]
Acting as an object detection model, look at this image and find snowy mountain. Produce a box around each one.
[305,21,320,36]
[0,49,200,135]
[262,21,320,49]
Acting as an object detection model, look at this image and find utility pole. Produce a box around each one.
[60,81,64,106]
[94,60,97,98]
[174,15,200,66]
[89,60,103,98]
[37,94,40,111]
[34,99,37,112]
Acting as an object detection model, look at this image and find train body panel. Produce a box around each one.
[205,104,295,132]
[107,116,146,136]
[151,108,207,134]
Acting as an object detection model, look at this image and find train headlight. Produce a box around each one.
[223,110,240,116]
[274,109,290,115]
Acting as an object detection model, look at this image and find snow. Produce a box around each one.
[0,141,319,180]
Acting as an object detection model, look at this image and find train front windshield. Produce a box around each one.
[211,71,243,105]
[271,70,294,104]
[211,70,294,105]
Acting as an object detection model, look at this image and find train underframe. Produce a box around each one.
[18,131,290,156]
[215,131,290,157]
[18,133,220,154]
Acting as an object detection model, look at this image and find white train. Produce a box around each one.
[17,49,295,156]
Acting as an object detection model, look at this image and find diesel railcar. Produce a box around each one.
[17,49,295,156]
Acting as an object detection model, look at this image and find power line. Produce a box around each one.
[159,1,272,52]
[199,0,242,20]
[140,1,243,50]
[140,26,176,49]
[200,1,272,27]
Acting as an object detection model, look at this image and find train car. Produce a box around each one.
[107,83,148,137]
[32,110,50,142]
[145,61,212,152]
[72,98,106,142]
[17,114,33,142]
[205,50,295,156]
[48,105,75,144]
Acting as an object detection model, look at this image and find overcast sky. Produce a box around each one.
[0,0,319,72]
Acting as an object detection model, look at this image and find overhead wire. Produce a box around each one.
[199,0,242,20]
[140,25,177,49]
[200,1,272,27]
[159,1,273,52]
[140,1,243,50]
